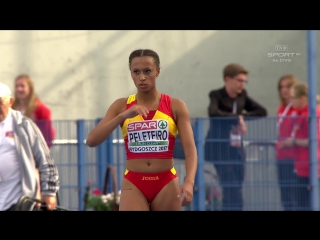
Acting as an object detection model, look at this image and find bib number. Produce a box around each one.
[127,120,169,153]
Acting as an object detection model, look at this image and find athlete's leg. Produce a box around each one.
[150,177,181,211]
[119,178,150,211]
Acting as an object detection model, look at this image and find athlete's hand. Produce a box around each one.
[122,105,149,119]
[180,179,194,206]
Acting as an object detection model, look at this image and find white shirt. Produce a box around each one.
[0,108,22,210]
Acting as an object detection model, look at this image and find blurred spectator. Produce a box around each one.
[0,82,59,211]
[205,63,267,211]
[11,74,55,148]
[279,82,320,210]
[275,74,299,210]
[11,74,55,200]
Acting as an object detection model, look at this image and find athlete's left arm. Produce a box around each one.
[172,98,197,184]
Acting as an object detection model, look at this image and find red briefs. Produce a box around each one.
[123,167,178,203]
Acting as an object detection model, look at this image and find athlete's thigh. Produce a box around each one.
[150,177,181,211]
[119,178,150,211]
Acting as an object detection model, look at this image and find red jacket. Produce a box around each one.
[32,99,55,148]
[276,103,298,160]
[293,105,320,177]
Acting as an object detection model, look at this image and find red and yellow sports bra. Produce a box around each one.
[121,93,178,160]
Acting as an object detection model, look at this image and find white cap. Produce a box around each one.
[0,82,11,98]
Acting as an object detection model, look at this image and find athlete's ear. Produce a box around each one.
[156,68,160,78]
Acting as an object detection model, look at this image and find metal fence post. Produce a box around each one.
[194,118,206,211]
[106,130,114,193]
[96,118,108,191]
[77,120,86,211]
[307,30,319,211]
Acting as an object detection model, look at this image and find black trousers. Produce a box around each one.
[209,147,245,211]
[295,176,311,211]
[216,159,244,211]
[5,204,17,211]
[276,159,297,211]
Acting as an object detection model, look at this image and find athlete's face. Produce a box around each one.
[130,56,160,92]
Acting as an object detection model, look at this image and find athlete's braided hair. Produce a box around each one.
[129,49,160,69]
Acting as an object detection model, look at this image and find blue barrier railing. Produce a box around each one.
[47,116,319,211]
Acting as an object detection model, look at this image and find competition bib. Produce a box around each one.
[127,119,169,153]
[230,125,241,147]
[230,131,241,147]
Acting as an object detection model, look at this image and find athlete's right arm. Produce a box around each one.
[86,98,127,147]
[86,98,150,147]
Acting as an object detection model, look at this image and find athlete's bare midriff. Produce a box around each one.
[125,158,174,173]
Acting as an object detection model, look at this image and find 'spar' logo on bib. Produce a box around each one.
[127,121,157,132]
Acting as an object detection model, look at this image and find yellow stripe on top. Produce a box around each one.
[153,110,177,137]
[170,167,176,175]
[126,94,136,105]
[122,115,144,138]
[121,94,178,138]
[121,94,142,137]
[121,111,177,138]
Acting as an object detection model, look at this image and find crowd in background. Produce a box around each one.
[204,63,319,211]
